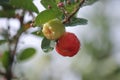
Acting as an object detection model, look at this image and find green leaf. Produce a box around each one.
[0,40,7,45]
[65,4,77,13]
[10,0,39,13]
[34,9,59,26]
[65,17,88,26]
[17,48,36,62]
[0,10,15,17]
[0,0,13,10]
[41,0,57,9]
[1,51,9,69]
[63,0,84,14]
[0,0,9,3]
[41,37,54,52]
[55,0,61,3]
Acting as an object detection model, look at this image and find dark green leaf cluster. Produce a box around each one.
[34,0,89,26]
[0,0,39,17]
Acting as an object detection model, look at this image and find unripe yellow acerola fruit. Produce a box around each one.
[42,18,65,40]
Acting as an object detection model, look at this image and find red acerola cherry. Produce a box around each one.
[55,32,80,57]
[57,2,64,7]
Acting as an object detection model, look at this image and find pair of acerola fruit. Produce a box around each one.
[42,19,80,57]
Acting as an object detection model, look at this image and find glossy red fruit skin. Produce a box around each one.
[56,32,80,57]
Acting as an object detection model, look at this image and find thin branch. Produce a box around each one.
[5,25,13,80]
[12,10,25,55]
[60,7,69,18]
[5,25,15,80]
[62,0,85,24]
[12,32,22,56]
[5,10,25,80]
[7,26,11,52]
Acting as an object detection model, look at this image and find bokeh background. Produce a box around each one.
[0,0,120,80]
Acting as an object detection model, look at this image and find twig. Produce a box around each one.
[7,26,12,54]
[5,10,25,80]
[60,7,69,18]
[5,25,13,80]
[12,31,22,56]
[12,10,25,55]
[62,0,85,24]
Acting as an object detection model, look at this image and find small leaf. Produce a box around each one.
[34,9,58,26]
[0,10,15,17]
[0,1,14,18]
[65,17,88,26]
[0,40,7,45]
[41,0,57,9]
[0,0,13,10]
[1,51,9,69]
[65,3,77,13]
[17,48,36,62]
[10,0,39,13]
[55,0,62,3]
[41,37,54,52]
[0,0,9,3]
